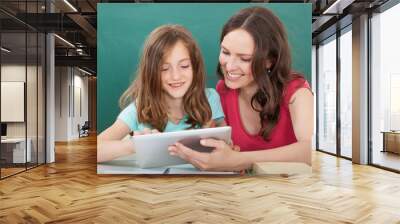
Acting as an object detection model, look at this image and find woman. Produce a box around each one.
[168,7,314,171]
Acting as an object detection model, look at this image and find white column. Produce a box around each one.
[312,45,317,151]
[352,14,369,164]
[46,33,55,163]
[46,1,55,163]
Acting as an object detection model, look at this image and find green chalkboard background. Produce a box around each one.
[98,3,311,132]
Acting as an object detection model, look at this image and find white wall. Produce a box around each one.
[54,67,89,141]
[1,64,46,163]
[71,72,89,139]
[55,67,69,141]
[1,65,39,137]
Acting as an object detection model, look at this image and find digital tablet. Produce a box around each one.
[132,126,231,168]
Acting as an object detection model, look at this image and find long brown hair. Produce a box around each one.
[119,25,212,131]
[218,6,302,140]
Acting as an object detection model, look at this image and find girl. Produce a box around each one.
[97,25,225,162]
[169,7,314,171]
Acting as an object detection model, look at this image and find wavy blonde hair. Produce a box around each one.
[119,25,212,131]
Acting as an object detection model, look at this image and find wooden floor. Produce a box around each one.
[373,150,400,171]
[1,135,400,223]
[1,167,26,178]
[1,163,46,178]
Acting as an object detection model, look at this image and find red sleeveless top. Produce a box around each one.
[216,77,311,151]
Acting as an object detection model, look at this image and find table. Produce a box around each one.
[381,131,400,154]
[1,138,32,163]
[97,155,237,175]
[97,154,312,175]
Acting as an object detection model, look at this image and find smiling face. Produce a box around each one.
[219,28,256,90]
[161,40,193,100]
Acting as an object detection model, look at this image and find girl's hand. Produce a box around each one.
[202,120,216,128]
[202,119,227,128]
[134,128,159,136]
[168,138,249,172]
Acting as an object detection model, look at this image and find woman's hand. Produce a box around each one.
[168,138,250,172]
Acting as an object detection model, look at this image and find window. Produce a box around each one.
[371,3,400,171]
[317,35,337,155]
[0,1,47,179]
[339,28,352,158]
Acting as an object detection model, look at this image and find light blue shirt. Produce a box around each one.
[118,88,224,132]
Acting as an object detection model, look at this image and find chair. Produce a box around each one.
[78,121,90,138]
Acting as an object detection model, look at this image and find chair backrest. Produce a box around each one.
[82,121,90,129]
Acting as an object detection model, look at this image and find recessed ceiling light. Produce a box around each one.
[1,47,11,53]
[323,0,354,15]
[54,34,75,48]
[63,0,78,12]
[78,67,92,76]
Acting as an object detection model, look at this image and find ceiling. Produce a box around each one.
[0,0,392,76]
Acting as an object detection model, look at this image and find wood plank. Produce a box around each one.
[252,162,312,175]
[0,135,399,223]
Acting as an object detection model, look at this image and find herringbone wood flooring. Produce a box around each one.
[1,135,400,223]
